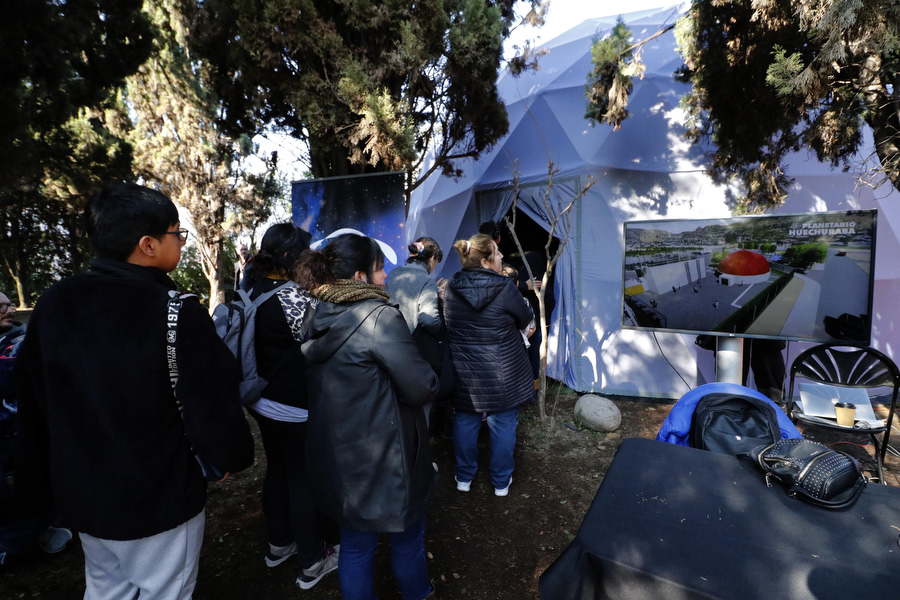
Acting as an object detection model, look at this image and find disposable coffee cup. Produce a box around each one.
[835,402,856,427]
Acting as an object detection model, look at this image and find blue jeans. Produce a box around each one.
[454,407,518,489]
[337,516,432,600]
[0,510,52,555]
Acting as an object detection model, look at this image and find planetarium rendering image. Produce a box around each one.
[621,210,877,343]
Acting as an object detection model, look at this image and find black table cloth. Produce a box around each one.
[539,438,900,600]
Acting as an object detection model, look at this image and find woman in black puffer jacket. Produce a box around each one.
[443,233,534,497]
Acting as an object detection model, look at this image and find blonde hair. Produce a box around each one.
[453,233,496,268]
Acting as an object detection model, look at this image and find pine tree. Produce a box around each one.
[1,1,153,304]
[676,0,900,210]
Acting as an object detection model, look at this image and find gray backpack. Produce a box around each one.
[212,283,291,405]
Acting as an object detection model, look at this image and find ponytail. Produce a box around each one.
[406,237,443,265]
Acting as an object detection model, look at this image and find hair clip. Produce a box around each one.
[464,240,471,254]
[411,241,425,256]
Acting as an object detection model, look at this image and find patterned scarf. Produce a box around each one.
[313,279,390,304]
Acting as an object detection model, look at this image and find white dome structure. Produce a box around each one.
[408,5,900,397]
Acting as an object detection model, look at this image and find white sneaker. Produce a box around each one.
[455,477,471,492]
[296,544,339,590]
[495,475,513,497]
[265,541,297,567]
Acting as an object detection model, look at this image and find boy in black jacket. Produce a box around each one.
[13,184,254,598]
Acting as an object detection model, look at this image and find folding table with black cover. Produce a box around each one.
[539,438,900,600]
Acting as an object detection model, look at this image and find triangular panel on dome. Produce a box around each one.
[538,88,614,162]
[589,79,703,171]
[477,95,583,186]
[534,42,595,93]
[498,38,594,100]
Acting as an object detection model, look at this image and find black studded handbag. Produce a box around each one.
[749,438,866,510]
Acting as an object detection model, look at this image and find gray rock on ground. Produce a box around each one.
[574,394,622,432]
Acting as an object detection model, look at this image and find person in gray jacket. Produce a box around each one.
[385,237,445,428]
[443,233,534,497]
[384,237,443,366]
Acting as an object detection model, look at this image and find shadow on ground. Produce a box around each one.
[2,391,896,599]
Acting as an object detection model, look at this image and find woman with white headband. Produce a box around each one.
[301,233,440,600]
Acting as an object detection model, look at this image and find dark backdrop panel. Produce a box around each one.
[292,172,406,273]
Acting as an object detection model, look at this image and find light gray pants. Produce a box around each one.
[79,510,205,600]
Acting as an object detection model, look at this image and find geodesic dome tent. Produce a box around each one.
[407,5,900,398]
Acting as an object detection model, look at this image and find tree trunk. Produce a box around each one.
[200,238,225,312]
[535,272,550,420]
[208,273,223,312]
[1,209,30,307]
[502,212,551,420]
[859,55,900,192]
[12,273,26,309]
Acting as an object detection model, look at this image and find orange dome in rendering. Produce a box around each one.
[719,250,770,276]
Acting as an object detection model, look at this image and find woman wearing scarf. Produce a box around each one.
[302,233,440,600]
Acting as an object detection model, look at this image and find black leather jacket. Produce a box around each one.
[444,268,534,413]
[302,298,439,532]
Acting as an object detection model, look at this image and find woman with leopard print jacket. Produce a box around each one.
[244,222,339,591]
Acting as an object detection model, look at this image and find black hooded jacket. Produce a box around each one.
[443,268,534,413]
[302,297,439,532]
[13,258,254,540]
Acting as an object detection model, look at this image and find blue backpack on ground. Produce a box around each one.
[212,284,291,405]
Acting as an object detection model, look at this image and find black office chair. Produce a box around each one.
[786,344,900,484]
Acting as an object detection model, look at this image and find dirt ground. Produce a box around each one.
[3,389,898,599]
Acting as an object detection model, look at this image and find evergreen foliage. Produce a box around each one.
[127,0,283,308]
[0,1,153,305]
[584,17,676,130]
[4,0,548,304]
[583,2,900,212]
[675,0,900,211]
[189,0,544,187]
[585,19,638,129]
[0,0,152,194]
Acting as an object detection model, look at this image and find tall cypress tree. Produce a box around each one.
[127,0,281,308]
